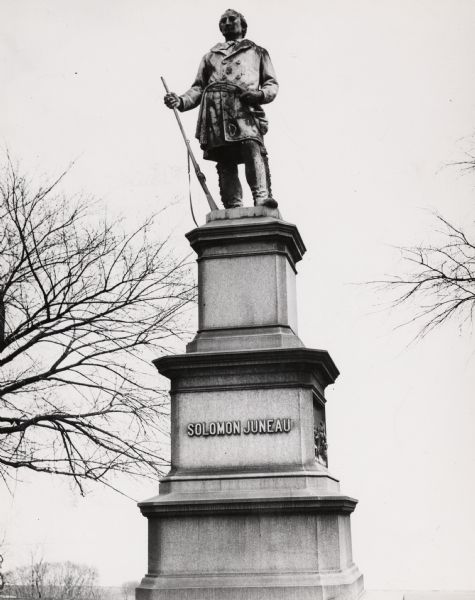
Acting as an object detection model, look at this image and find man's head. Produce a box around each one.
[219,9,247,41]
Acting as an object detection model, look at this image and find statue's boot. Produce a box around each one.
[242,141,278,209]
[216,162,243,208]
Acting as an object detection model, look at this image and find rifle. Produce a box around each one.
[161,76,218,212]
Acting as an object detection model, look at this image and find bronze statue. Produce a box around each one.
[164,9,279,209]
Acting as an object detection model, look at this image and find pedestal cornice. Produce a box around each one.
[154,347,340,397]
[186,216,306,272]
[138,491,358,518]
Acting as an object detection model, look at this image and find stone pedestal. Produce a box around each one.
[137,207,364,600]
[186,206,303,353]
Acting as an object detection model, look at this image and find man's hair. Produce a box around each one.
[219,9,248,37]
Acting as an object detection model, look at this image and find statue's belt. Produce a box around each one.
[203,82,244,95]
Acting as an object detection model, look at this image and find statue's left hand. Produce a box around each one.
[240,90,264,106]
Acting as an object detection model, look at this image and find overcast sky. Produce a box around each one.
[1,0,475,592]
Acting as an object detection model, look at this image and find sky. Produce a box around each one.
[1,0,475,592]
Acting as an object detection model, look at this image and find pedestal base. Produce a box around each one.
[138,570,363,600]
[138,488,363,600]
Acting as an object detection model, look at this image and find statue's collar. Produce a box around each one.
[210,39,254,54]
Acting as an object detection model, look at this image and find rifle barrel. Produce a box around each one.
[161,76,218,212]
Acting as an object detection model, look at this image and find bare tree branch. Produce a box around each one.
[373,213,475,339]
[0,157,196,494]
[0,551,4,592]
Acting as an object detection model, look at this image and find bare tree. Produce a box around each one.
[381,214,475,338]
[5,558,101,599]
[120,580,140,600]
[0,158,195,494]
[377,146,475,339]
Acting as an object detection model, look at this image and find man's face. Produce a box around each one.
[219,11,243,40]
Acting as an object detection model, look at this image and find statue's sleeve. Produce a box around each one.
[260,49,279,104]
[179,56,208,112]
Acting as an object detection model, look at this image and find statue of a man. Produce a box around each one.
[164,9,279,209]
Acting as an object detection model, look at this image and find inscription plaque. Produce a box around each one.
[187,418,292,437]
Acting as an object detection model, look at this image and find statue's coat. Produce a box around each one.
[178,39,279,160]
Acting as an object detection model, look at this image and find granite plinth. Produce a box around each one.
[206,206,282,222]
[138,492,362,600]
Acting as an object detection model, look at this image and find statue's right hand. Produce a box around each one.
[164,92,181,109]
